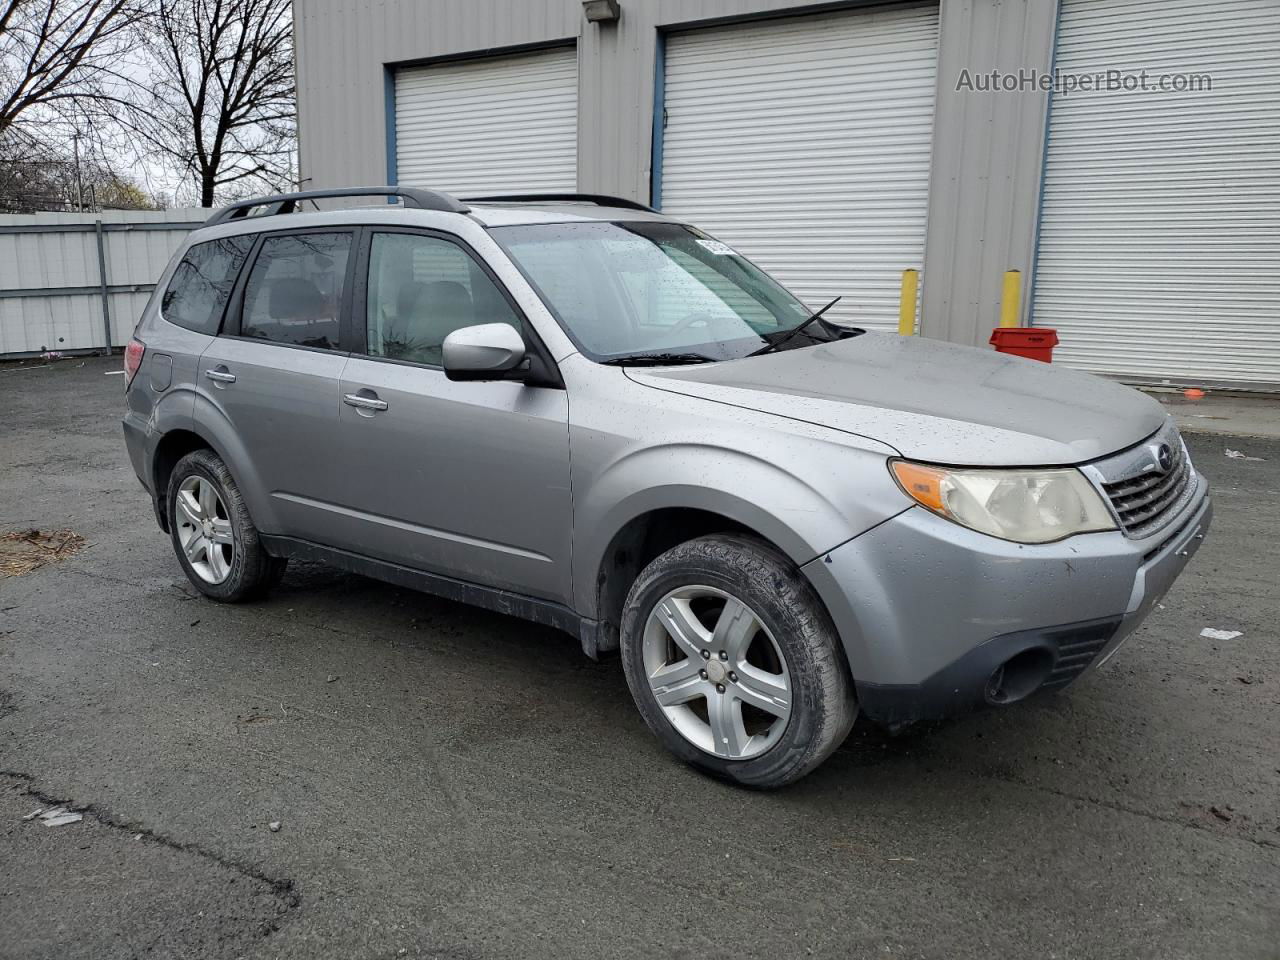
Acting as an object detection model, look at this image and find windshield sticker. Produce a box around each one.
[696,239,737,256]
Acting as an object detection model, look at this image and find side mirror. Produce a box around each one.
[442,323,527,382]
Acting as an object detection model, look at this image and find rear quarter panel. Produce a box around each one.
[125,254,215,493]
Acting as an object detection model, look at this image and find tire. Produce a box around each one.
[166,448,286,602]
[620,534,857,788]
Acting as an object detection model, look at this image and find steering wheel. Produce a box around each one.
[666,310,719,337]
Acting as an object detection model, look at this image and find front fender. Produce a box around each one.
[571,440,904,620]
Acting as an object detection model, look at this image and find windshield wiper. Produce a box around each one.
[748,296,844,357]
[600,352,717,367]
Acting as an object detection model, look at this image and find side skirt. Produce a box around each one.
[259,535,609,660]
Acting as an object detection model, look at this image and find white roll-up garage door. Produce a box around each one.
[659,3,939,332]
[1033,0,1280,388]
[394,46,578,196]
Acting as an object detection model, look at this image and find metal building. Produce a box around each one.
[294,0,1280,391]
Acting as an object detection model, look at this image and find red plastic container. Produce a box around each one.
[989,327,1058,363]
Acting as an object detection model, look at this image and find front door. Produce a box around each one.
[328,229,572,604]
[197,229,355,542]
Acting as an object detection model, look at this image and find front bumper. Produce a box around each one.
[802,475,1212,727]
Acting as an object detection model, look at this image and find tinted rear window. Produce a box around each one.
[241,232,352,350]
[161,235,254,335]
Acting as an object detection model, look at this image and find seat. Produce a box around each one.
[269,277,324,320]
[395,279,475,362]
[265,276,336,348]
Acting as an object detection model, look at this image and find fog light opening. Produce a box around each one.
[985,648,1054,705]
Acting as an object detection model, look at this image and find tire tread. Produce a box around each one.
[620,533,856,788]
[167,448,284,603]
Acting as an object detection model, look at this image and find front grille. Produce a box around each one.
[1102,440,1192,538]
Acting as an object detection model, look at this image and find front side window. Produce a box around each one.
[491,221,813,361]
[365,232,520,366]
[161,235,253,335]
[240,232,352,349]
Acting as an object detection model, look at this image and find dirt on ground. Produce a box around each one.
[0,529,86,577]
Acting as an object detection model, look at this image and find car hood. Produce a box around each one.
[626,332,1166,466]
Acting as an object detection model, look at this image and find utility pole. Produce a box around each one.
[71,132,85,211]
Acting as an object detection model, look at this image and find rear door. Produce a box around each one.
[196,228,356,541]
[329,228,572,604]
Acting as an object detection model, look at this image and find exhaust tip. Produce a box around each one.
[984,647,1054,706]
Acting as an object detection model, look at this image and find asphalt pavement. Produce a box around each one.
[1,356,1277,959]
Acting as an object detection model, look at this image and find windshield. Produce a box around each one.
[490,221,817,361]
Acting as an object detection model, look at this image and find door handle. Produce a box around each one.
[205,368,236,383]
[343,392,389,412]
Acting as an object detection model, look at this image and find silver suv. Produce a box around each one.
[122,187,1212,787]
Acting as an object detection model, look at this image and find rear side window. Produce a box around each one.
[240,232,352,350]
[161,235,253,335]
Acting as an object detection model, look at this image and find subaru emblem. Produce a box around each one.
[1156,444,1174,473]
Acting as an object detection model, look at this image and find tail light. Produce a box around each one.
[124,338,145,385]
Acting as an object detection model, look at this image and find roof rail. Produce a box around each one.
[461,193,657,213]
[203,186,470,226]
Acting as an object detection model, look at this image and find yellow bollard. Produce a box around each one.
[898,269,919,336]
[1000,270,1022,328]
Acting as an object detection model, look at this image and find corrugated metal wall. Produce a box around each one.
[0,209,205,357]
[294,1,580,193]
[294,0,1060,351]
[1032,0,1280,388]
[660,3,940,332]
[394,46,579,195]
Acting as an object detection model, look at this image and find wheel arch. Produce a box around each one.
[571,432,898,662]
[151,429,212,531]
[582,492,846,657]
[150,415,275,534]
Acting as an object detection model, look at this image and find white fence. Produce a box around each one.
[0,208,206,358]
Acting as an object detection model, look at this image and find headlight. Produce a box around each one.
[890,460,1116,544]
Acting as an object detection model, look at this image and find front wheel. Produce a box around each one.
[166,448,285,602]
[620,534,856,788]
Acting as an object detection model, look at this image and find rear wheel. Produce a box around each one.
[620,534,856,788]
[167,449,285,602]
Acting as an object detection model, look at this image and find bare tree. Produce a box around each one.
[0,0,136,139]
[0,124,158,211]
[125,0,294,207]
[0,126,74,209]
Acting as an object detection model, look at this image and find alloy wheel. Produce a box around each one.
[174,475,235,584]
[641,585,792,760]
